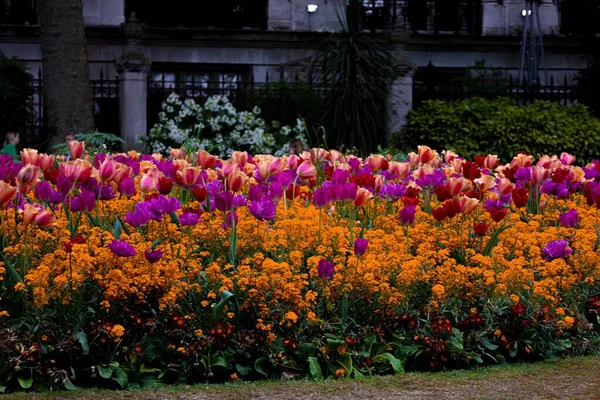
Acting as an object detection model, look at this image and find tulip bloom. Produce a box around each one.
[353,187,373,208]
[0,181,17,209]
[197,150,218,169]
[399,205,416,225]
[248,199,276,221]
[144,249,163,264]
[36,154,55,172]
[33,208,57,228]
[511,187,529,208]
[20,149,39,166]
[139,173,158,193]
[474,175,496,192]
[17,164,40,188]
[317,258,334,279]
[157,177,173,195]
[558,209,578,228]
[99,158,118,182]
[108,239,136,257]
[180,212,200,226]
[473,221,488,237]
[313,188,330,208]
[69,140,85,160]
[296,160,317,181]
[119,177,136,197]
[560,152,576,166]
[459,196,479,215]
[353,238,369,256]
[541,240,572,262]
[432,206,447,222]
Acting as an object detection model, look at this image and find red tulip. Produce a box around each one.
[473,222,488,237]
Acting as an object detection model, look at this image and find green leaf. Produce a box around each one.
[254,357,273,377]
[484,223,512,257]
[307,356,323,381]
[211,290,236,326]
[74,331,89,353]
[296,343,317,360]
[113,217,122,240]
[337,353,353,375]
[170,212,180,226]
[18,375,33,389]
[111,367,129,389]
[97,365,113,379]
[373,353,404,373]
[63,378,80,391]
[481,336,499,351]
[236,363,252,376]
[210,356,228,369]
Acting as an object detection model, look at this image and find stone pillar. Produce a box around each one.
[267,0,293,30]
[115,13,150,151]
[482,0,508,36]
[536,0,560,36]
[386,29,416,138]
[83,0,125,26]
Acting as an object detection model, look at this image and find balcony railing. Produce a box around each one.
[125,0,268,30]
[0,0,38,25]
[360,0,482,35]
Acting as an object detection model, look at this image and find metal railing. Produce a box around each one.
[360,0,482,35]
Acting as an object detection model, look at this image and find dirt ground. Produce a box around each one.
[7,356,600,400]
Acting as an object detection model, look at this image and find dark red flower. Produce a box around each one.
[402,196,420,207]
[442,199,460,218]
[512,187,529,208]
[285,184,301,200]
[193,186,208,202]
[71,236,86,244]
[432,206,447,222]
[434,184,452,202]
[473,155,486,168]
[158,177,173,195]
[551,168,570,184]
[64,241,73,253]
[488,207,508,222]
[473,221,488,237]
[462,161,481,181]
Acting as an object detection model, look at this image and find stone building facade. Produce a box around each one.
[0,0,595,150]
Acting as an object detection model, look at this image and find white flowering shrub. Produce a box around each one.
[143,93,305,157]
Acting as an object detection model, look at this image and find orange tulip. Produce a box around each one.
[329,150,346,163]
[36,154,55,172]
[510,153,533,169]
[170,148,185,160]
[99,158,118,182]
[231,151,248,167]
[296,160,317,181]
[69,140,85,160]
[177,166,202,187]
[444,150,458,163]
[112,163,132,184]
[0,181,17,209]
[33,208,57,228]
[417,145,436,164]
[17,164,40,187]
[531,165,549,185]
[498,178,515,195]
[459,196,479,215]
[447,177,465,196]
[366,155,388,172]
[220,161,236,179]
[139,173,158,193]
[474,175,496,192]
[388,161,410,180]
[21,203,40,225]
[20,148,39,165]
[227,170,247,193]
[483,154,499,170]
[197,150,218,169]
[60,160,92,183]
[310,148,330,162]
[354,187,373,208]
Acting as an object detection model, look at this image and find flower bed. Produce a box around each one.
[1,145,600,391]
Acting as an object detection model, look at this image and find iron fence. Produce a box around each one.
[360,0,482,35]
[22,69,120,149]
[147,73,329,128]
[413,74,579,108]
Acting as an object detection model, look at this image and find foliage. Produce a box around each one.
[144,93,305,157]
[1,145,600,392]
[247,81,326,133]
[53,132,125,156]
[0,52,32,137]
[395,98,600,163]
[312,0,402,154]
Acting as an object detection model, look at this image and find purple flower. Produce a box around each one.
[78,190,96,211]
[331,169,349,184]
[541,239,572,262]
[399,205,416,225]
[99,185,117,201]
[317,258,335,279]
[124,203,151,227]
[221,211,238,230]
[150,195,181,215]
[354,238,369,256]
[313,188,330,208]
[180,212,200,226]
[119,177,136,197]
[207,180,224,196]
[541,182,569,199]
[34,181,53,202]
[215,191,234,212]
[248,199,276,221]
[248,184,269,202]
[379,183,406,201]
[56,176,73,195]
[108,239,136,257]
[233,194,247,208]
[558,209,578,228]
[144,249,163,264]
[348,158,360,172]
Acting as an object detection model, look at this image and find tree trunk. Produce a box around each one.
[38,0,94,148]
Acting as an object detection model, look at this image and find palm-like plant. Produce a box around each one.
[312,0,403,154]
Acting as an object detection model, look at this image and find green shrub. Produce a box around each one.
[394,98,600,163]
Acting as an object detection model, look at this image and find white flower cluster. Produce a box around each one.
[143,93,306,158]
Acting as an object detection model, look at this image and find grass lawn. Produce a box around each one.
[5,356,599,400]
